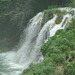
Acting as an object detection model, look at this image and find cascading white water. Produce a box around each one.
[16,12,44,67]
[50,14,72,37]
[16,8,74,69]
[0,8,75,75]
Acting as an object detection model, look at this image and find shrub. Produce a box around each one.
[71,52,75,59]
[64,62,75,75]
[59,45,71,52]
[51,54,66,64]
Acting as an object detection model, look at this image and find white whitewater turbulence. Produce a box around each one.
[16,12,44,68]
[50,14,72,37]
[16,10,74,70]
[58,7,75,12]
[28,14,57,63]
[0,52,23,75]
[16,14,58,67]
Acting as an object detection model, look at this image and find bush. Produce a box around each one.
[59,45,71,52]
[71,52,75,59]
[64,62,75,75]
[51,54,66,64]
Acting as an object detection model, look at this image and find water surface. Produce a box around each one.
[0,51,23,75]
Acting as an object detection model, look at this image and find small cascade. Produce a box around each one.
[50,14,72,37]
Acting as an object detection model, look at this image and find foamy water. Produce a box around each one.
[0,7,75,75]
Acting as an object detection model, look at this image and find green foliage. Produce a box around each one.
[44,9,67,24]
[44,9,61,14]
[51,54,66,64]
[48,5,59,9]
[55,11,67,24]
[71,52,75,59]
[57,73,64,75]
[22,61,55,75]
[40,18,75,74]
[69,0,75,7]
[55,14,63,24]
[55,10,67,24]
[64,62,75,75]
[0,0,75,74]
[22,15,75,75]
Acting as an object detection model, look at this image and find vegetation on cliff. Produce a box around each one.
[0,0,75,75]
[21,14,75,75]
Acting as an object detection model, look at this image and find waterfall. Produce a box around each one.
[16,12,44,68]
[0,7,75,75]
[16,10,73,69]
[50,14,72,37]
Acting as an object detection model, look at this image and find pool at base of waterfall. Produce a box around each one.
[0,51,24,75]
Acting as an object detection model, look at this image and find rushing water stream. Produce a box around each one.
[0,7,75,75]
